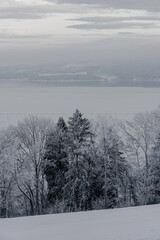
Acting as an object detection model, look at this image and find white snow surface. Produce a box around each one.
[0,205,160,240]
[0,87,160,128]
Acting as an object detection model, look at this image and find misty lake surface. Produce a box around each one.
[0,87,160,128]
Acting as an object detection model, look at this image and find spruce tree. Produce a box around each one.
[64,109,93,211]
[99,125,129,208]
[44,117,68,203]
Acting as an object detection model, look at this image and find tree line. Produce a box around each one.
[0,108,160,218]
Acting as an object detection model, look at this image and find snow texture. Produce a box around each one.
[0,205,160,240]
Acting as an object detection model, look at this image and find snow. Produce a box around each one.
[0,86,160,128]
[0,205,160,240]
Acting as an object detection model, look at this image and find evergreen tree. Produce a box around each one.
[44,117,68,203]
[83,144,103,210]
[98,124,129,208]
[64,109,93,211]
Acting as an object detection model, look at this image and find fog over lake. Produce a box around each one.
[0,86,160,128]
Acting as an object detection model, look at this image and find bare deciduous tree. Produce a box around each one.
[15,115,54,215]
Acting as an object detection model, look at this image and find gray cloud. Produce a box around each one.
[0,1,94,20]
[0,5,56,19]
[2,0,159,21]
[54,0,160,12]
[0,2,86,20]
[118,32,137,36]
[71,16,160,23]
[68,21,159,30]
[67,14,160,30]
[0,33,54,39]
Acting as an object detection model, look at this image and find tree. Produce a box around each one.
[0,127,17,217]
[64,109,93,211]
[97,118,130,208]
[121,112,156,205]
[44,117,68,204]
[121,113,154,171]
[15,115,53,215]
[149,134,160,204]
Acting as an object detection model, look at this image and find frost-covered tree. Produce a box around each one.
[44,117,68,204]
[1,109,160,217]
[97,119,130,208]
[0,127,17,217]
[121,112,158,206]
[15,116,53,215]
[64,109,93,211]
[121,113,154,172]
[148,134,160,204]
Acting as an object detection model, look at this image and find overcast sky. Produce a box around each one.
[0,0,160,67]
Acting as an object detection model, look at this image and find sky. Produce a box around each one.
[0,0,160,82]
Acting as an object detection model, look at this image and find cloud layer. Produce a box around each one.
[68,15,160,30]
[0,0,159,70]
[55,0,160,12]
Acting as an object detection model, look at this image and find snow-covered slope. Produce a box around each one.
[0,205,160,240]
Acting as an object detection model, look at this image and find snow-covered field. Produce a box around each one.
[0,205,160,240]
[0,87,160,127]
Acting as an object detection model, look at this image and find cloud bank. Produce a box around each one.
[54,0,160,12]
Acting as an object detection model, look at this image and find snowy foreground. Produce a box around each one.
[1,205,160,240]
